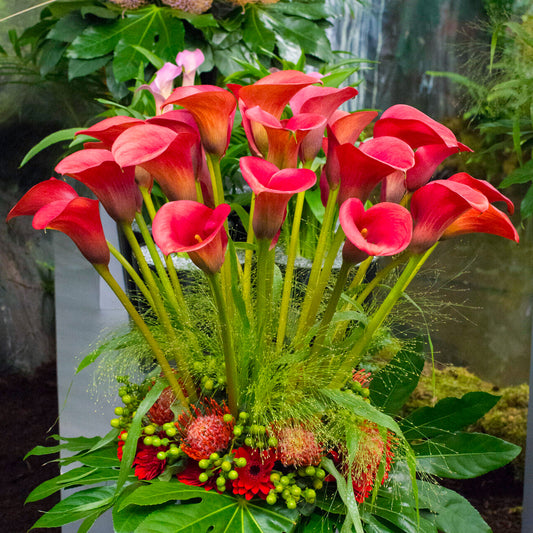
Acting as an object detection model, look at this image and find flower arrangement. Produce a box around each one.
[9,54,522,532]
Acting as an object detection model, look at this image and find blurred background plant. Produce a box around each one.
[429,0,533,220]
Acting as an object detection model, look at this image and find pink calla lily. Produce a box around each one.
[7,178,109,265]
[163,85,236,158]
[239,156,316,241]
[339,198,412,264]
[55,149,142,224]
[334,137,415,205]
[138,62,183,114]
[244,106,326,168]
[176,49,205,86]
[152,201,231,275]
[112,123,199,202]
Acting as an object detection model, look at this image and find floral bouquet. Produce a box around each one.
[9,56,522,532]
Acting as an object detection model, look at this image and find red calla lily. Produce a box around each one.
[152,201,231,275]
[244,106,326,168]
[409,178,491,252]
[55,149,142,224]
[77,116,144,149]
[334,137,415,205]
[163,85,236,158]
[239,156,316,241]
[112,123,199,202]
[339,198,412,264]
[7,178,109,265]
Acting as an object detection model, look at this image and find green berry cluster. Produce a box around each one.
[110,380,146,429]
[266,467,324,509]
[231,412,278,450]
[197,452,247,491]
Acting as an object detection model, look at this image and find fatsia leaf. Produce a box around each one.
[369,342,425,415]
[116,481,299,532]
[417,480,491,533]
[243,6,276,54]
[413,432,521,479]
[400,391,501,440]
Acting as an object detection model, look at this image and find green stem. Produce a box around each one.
[107,241,156,311]
[140,186,157,220]
[242,195,256,314]
[311,260,352,356]
[329,245,437,387]
[206,153,225,206]
[207,272,239,415]
[94,264,189,409]
[355,255,407,307]
[255,238,274,351]
[276,191,306,352]
[294,187,339,343]
[302,227,346,335]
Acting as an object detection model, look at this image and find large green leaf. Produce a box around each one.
[500,158,533,187]
[24,435,102,459]
[400,392,500,441]
[63,445,121,468]
[267,1,332,21]
[116,481,299,532]
[369,343,424,415]
[243,6,276,54]
[413,432,521,479]
[19,127,81,167]
[417,481,490,533]
[32,486,115,528]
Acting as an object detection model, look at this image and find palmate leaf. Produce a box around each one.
[400,391,501,441]
[114,481,299,532]
[413,432,521,479]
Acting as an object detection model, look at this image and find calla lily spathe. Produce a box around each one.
[6,178,109,265]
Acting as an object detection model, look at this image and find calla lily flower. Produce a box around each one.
[339,198,412,264]
[244,106,326,168]
[55,149,142,224]
[7,178,109,265]
[334,136,415,206]
[176,49,205,86]
[239,156,316,241]
[77,116,144,149]
[163,85,236,158]
[152,201,231,275]
[138,62,183,114]
[409,176,494,253]
[230,70,320,159]
[112,123,199,202]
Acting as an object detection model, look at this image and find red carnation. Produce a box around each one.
[177,398,234,460]
[231,446,276,500]
[117,431,127,461]
[133,442,168,480]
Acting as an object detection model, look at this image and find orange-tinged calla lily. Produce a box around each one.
[7,178,109,265]
[409,178,492,253]
[152,201,231,275]
[112,123,199,202]
[239,156,316,241]
[55,149,142,224]
[163,85,236,158]
[334,136,415,205]
[244,106,326,168]
[339,198,412,264]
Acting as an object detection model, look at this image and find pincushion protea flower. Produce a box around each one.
[148,386,176,426]
[276,425,323,467]
[108,0,148,8]
[162,0,213,14]
[177,398,234,460]
[349,422,395,503]
[231,446,276,500]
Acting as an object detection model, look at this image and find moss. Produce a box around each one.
[403,364,529,477]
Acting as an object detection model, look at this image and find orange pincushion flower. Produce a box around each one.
[277,425,323,467]
[177,398,234,460]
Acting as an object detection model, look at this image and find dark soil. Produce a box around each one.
[0,360,524,533]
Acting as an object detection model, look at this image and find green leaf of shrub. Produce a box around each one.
[400,391,501,440]
[413,432,521,479]
[370,343,425,415]
[417,480,491,533]
[19,127,81,167]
